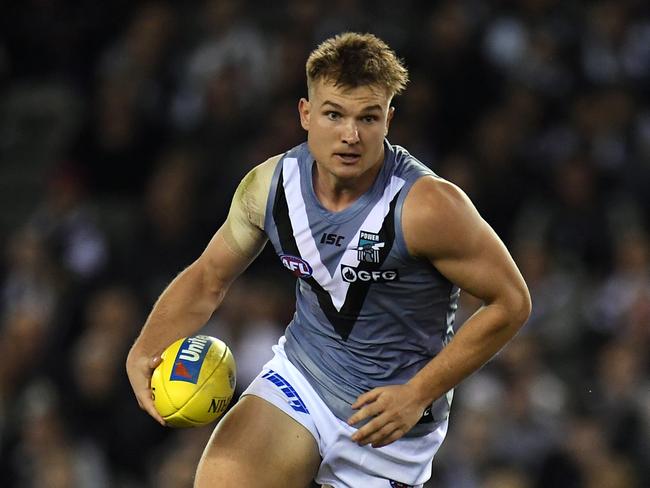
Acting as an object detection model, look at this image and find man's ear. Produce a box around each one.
[385,106,395,136]
[298,98,311,131]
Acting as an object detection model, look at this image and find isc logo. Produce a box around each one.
[320,232,345,247]
[280,254,313,278]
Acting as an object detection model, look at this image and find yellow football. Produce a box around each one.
[151,335,236,427]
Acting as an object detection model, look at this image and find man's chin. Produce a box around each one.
[332,163,365,179]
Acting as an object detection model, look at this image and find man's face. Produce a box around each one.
[298,80,394,182]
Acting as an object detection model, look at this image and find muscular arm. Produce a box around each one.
[126,155,280,424]
[349,176,531,446]
[404,177,531,402]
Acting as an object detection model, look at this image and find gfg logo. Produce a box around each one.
[280,254,313,278]
[340,265,399,283]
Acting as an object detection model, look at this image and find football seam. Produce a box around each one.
[157,338,183,413]
[173,343,231,421]
[170,411,203,426]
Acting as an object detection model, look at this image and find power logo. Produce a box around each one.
[169,335,211,383]
[356,230,384,263]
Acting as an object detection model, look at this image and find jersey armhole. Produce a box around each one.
[394,175,423,260]
[395,172,448,262]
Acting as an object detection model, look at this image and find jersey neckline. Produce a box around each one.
[304,140,395,224]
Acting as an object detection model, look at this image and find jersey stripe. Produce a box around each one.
[281,156,405,310]
[272,171,402,339]
[281,158,335,294]
[325,194,399,339]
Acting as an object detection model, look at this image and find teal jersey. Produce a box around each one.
[264,141,459,436]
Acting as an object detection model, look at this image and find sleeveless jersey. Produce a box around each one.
[264,141,459,437]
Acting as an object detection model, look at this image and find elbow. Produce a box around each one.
[492,278,532,333]
[510,284,532,331]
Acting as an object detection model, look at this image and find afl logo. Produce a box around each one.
[390,481,414,488]
[280,254,313,278]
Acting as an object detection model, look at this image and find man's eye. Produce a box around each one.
[326,112,341,120]
[362,116,378,123]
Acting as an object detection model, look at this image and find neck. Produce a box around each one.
[312,160,383,212]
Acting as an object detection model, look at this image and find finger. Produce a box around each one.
[146,404,166,426]
[352,417,396,446]
[149,355,162,369]
[351,388,382,410]
[351,413,391,444]
[347,401,383,426]
[366,423,400,448]
[127,355,166,426]
[371,427,404,448]
[138,389,166,426]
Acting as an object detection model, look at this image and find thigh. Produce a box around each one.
[194,395,321,488]
[315,414,446,487]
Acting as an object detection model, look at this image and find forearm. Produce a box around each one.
[130,258,228,358]
[408,299,529,407]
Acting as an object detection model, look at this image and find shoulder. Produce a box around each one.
[402,175,485,259]
[240,153,283,193]
[404,175,476,228]
[238,154,283,205]
[228,154,283,231]
[410,173,468,203]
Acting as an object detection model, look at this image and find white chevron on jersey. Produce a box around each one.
[282,157,405,311]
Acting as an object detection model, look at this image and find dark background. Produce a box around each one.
[0,1,648,486]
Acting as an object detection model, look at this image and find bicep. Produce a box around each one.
[197,157,278,287]
[405,178,528,307]
[432,214,523,306]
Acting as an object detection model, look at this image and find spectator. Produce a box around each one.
[0,2,648,486]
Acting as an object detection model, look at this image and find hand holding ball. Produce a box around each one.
[151,335,236,427]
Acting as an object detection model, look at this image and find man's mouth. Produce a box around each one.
[335,152,362,163]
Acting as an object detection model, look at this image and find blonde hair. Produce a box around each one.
[306,32,409,97]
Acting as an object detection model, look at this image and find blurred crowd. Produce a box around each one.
[0,0,649,487]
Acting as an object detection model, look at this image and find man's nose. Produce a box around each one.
[341,121,360,145]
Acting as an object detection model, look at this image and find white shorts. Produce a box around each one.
[241,337,448,488]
